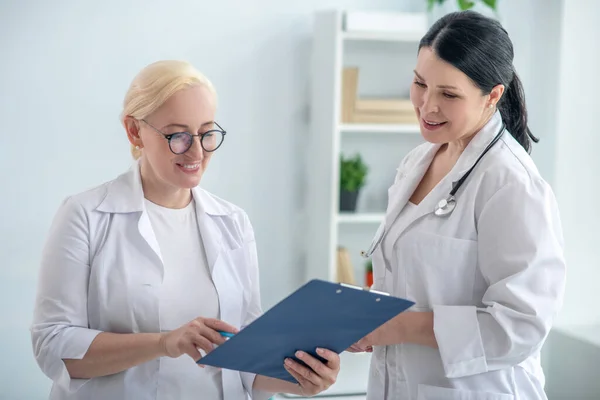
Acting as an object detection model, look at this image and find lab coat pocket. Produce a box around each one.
[418,384,515,400]
[400,231,477,307]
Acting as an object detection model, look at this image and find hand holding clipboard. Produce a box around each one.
[199,279,415,383]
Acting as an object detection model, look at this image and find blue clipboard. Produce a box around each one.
[199,279,415,383]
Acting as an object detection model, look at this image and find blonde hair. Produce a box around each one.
[121,60,217,159]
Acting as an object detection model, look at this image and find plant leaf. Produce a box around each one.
[457,0,475,9]
[427,0,436,11]
[340,153,368,191]
[481,0,497,9]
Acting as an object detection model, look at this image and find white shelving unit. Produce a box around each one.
[341,123,420,134]
[306,9,423,288]
[342,30,424,43]
[337,212,385,224]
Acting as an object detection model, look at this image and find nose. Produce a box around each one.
[421,91,440,115]
[185,136,205,159]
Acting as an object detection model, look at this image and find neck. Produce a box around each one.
[139,158,191,209]
[444,110,496,159]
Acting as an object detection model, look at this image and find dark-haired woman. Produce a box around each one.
[350,10,566,400]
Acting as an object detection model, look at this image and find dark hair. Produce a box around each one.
[419,10,538,153]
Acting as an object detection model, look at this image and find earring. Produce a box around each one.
[489,104,493,109]
[135,145,140,150]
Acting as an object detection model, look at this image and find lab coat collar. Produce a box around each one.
[96,159,232,274]
[385,144,440,230]
[452,110,504,177]
[96,159,232,217]
[383,111,504,239]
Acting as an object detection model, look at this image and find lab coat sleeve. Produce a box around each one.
[30,197,103,391]
[432,179,566,379]
[239,212,274,400]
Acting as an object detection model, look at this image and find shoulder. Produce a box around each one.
[485,134,547,186]
[474,133,556,214]
[51,177,118,224]
[64,181,113,211]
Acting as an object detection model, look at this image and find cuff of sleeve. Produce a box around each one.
[46,327,102,392]
[433,305,487,378]
[240,372,274,400]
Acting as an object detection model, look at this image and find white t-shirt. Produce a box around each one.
[145,198,223,400]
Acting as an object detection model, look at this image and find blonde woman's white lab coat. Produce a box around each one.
[367,112,566,400]
[31,162,271,400]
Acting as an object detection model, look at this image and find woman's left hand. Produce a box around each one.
[284,348,340,397]
[353,313,408,351]
[352,311,438,351]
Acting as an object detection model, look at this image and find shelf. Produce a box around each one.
[337,212,385,224]
[340,123,420,134]
[342,30,423,43]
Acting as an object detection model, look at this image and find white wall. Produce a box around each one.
[0,0,570,398]
[553,0,600,327]
[500,0,563,186]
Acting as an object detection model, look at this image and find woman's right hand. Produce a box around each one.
[159,317,239,364]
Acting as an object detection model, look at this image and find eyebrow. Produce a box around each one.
[413,70,459,90]
[161,121,215,130]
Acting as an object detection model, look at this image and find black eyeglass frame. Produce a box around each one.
[141,119,227,154]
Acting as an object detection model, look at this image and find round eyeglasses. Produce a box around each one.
[141,119,226,154]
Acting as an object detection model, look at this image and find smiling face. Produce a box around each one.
[410,47,503,145]
[125,84,217,194]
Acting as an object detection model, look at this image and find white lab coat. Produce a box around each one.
[367,112,566,400]
[31,161,272,400]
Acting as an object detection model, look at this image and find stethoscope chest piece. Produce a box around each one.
[434,195,456,217]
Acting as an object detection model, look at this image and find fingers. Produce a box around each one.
[284,357,321,388]
[191,320,226,345]
[190,331,214,355]
[203,318,239,335]
[314,348,341,371]
[183,342,203,365]
[347,344,365,353]
[289,352,330,387]
[284,362,311,390]
[355,337,372,352]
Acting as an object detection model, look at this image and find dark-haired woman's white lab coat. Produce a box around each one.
[367,112,566,400]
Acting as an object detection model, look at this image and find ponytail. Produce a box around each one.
[419,10,539,153]
[498,72,539,154]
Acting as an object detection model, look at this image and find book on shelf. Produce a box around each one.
[341,67,359,123]
[355,98,414,113]
[336,246,356,285]
[350,111,418,124]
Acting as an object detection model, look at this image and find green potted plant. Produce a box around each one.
[427,0,497,12]
[339,153,368,212]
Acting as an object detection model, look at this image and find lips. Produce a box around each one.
[422,119,448,131]
[177,163,200,169]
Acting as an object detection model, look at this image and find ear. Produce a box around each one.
[124,116,143,148]
[488,84,505,108]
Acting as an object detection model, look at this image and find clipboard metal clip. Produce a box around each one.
[339,283,389,296]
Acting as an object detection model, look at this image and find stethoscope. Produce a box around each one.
[360,124,506,259]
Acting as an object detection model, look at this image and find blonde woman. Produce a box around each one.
[31,60,340,400]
